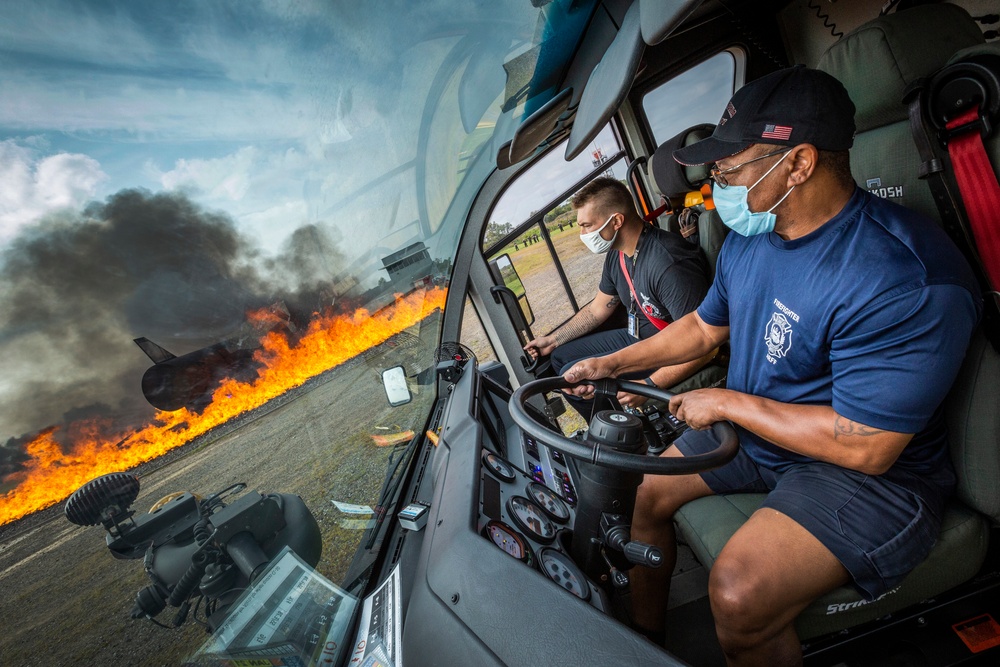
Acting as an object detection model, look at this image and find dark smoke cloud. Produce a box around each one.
[0,188,347,461]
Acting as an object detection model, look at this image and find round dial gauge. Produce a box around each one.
[506,496,556,544]
[483,520,532,565]
[483,452,515,483]
[539,548,591,601]
[527,483,570,523]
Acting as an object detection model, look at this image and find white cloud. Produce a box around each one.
[157,146,260,201]
[0,140,107,241]
[152,145,320,247]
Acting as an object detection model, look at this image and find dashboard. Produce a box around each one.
[393,359,686,666]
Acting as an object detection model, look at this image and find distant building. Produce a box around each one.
[381,242,433,289]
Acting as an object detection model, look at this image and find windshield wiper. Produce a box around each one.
[364,430,422,551]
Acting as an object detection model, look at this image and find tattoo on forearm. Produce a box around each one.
[555,310,599,344]
[834,416,886,440]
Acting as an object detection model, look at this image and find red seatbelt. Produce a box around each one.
[619,251,669,331]
[945,105,1000,291]
[642,201,670,223]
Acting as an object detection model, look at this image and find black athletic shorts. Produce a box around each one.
[675,428,956,600]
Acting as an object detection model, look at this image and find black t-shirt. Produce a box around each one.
[599,225,709,339]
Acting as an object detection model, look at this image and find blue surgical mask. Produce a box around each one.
[713,150,794,236]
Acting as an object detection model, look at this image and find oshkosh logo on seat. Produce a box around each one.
[865,177,903,199]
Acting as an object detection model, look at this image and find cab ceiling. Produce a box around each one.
[500,0,792,168]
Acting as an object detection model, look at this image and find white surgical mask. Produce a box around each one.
[580,213,618,254]
[713,150,794,236]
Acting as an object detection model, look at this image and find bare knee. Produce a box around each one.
[709,555,772,646]
[635,479,673,521]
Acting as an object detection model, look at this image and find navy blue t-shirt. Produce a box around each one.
[697,188,980,473]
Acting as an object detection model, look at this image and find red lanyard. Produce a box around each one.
[619,251,669,331]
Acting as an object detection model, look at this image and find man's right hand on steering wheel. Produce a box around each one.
[562,355,621,399]
[563,355,617,385]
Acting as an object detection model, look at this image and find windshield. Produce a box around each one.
[0,1,594,664]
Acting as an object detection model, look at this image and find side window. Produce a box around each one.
[459,296,498,364]
[642,52,736,145]
[480,125,627,339]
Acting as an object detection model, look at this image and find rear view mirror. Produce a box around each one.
[381,366,411,407]
[492,254,534,325]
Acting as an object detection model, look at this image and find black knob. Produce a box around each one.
[623,540,664,569]
[609,567,630,589]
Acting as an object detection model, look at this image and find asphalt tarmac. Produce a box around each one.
[0,326,437,666]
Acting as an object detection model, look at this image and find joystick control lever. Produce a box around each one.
[600,513,664,569]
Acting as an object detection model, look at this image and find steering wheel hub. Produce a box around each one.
[587,410,644,452]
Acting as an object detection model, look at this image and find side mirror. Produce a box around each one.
[491,253,534,325]
[381,366,412,407]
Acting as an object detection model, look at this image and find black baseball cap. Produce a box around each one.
[673,66,856,166]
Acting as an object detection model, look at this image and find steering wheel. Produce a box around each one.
[510,377,740,474]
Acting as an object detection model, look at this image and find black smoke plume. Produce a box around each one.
[0,189,347,467]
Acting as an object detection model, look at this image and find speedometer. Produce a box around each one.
[527,482,570,523]
[507,496,556,544]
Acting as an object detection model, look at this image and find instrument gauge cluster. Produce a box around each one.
[476,436,605,612]
[483,520,533,565]
[483,452,516,482]
[539,548,590,601]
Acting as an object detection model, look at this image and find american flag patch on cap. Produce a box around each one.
[762,124,792,140]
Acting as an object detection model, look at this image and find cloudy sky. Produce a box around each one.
[0,1,397,250]
[0,0,540,449]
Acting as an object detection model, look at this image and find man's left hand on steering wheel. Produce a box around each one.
[669,388,731,430]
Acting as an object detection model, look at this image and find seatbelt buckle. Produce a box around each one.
[941,108,993,146]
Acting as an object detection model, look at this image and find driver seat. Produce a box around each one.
[673,5,999,640]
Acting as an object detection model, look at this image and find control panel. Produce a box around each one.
[476,428,606,610]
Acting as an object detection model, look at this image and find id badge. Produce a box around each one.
[627,312,639,339]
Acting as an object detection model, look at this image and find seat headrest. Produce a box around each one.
[650,123,714,197]
[817,4,983,133]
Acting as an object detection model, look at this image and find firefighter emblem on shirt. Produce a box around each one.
[638,291,663,319]
[764,312,793,362]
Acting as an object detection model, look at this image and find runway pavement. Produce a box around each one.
[0,324,438,666]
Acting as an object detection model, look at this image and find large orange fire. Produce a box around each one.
[0,287,447,526]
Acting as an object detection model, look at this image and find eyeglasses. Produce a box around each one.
[710,148,789,188]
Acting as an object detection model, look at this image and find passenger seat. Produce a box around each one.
[647,123,728,280]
